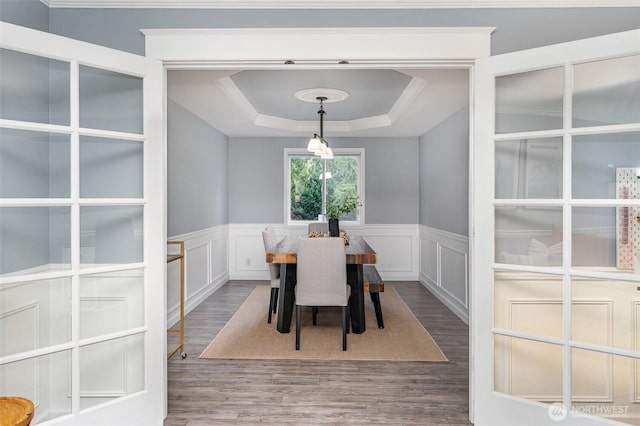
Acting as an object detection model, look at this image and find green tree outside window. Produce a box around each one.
[289,154,360,221]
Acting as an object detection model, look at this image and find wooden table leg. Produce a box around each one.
[347,264,366,334]
[276,263,296,333]
[370,292,384,329]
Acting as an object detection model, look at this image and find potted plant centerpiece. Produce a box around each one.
[326,193,360,237]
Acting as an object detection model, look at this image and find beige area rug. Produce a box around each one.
[200,285,448,362]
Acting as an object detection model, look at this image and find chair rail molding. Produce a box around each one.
[419,225,469,324]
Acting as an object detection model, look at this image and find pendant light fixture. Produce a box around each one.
[306,96,334,159]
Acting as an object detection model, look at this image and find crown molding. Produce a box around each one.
[40,0,640,9]
[388,77,428,122]
[216,76,259,122]
[213,75,427,133]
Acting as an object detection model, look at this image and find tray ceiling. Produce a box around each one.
[167,68,470,138]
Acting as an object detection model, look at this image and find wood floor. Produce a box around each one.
[164,281,471,425]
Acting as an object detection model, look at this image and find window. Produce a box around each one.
[286,148,364,226]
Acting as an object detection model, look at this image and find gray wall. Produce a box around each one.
[168,100,229,236]
[0,0,49,32]
[419,105,470,236]
[42,8,640,56]
[229,137,419,224]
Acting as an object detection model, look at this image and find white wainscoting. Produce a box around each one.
[167,225,229,327]
[419,225,469,324]
[228,223,420,281]
[168,223,467,326]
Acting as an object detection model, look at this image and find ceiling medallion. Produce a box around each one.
[294,88,350,104]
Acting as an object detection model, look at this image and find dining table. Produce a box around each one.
[266,234,377,334]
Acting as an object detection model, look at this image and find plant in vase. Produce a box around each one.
[326,193,360,237]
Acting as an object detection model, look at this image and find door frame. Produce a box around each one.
[143,26,492,423]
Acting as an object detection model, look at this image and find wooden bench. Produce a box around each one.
[363,265,384,329]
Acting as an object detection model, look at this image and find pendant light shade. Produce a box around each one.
[306,134,322,154]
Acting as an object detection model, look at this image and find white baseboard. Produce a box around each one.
[167,271,227,328]
[419,277,469,325]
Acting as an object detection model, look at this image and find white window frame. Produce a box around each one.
[285,147,365,227]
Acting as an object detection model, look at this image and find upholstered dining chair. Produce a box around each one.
[308,222,329,235]
[295,237,350,351]
[262,227,280,324]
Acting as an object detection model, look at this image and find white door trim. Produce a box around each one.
[141,27,494,68]
[143,25,489,424]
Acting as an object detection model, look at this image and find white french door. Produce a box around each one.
[0,23,165,425]
[473,30,640,425]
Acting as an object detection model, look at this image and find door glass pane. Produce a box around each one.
[573,55,640,128]
[80,136,143,198]
[0,48,70,126]
[0,350,72,423]
[571,276,636,352]
[79,333,144,411]
[79,66,143,134]
[573,132,640,199]
[571,207,616,270]
[80,206,143,267]
[494,271,562,338]
[572,350,639,424]
[0,128,70,198]
[79,269,144,339]
[494,335,562,402]
[0,277,71,357]
[495,67,564,134]
[495,206,563,267]
[495,137,563,199]
[0,207,71,276]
